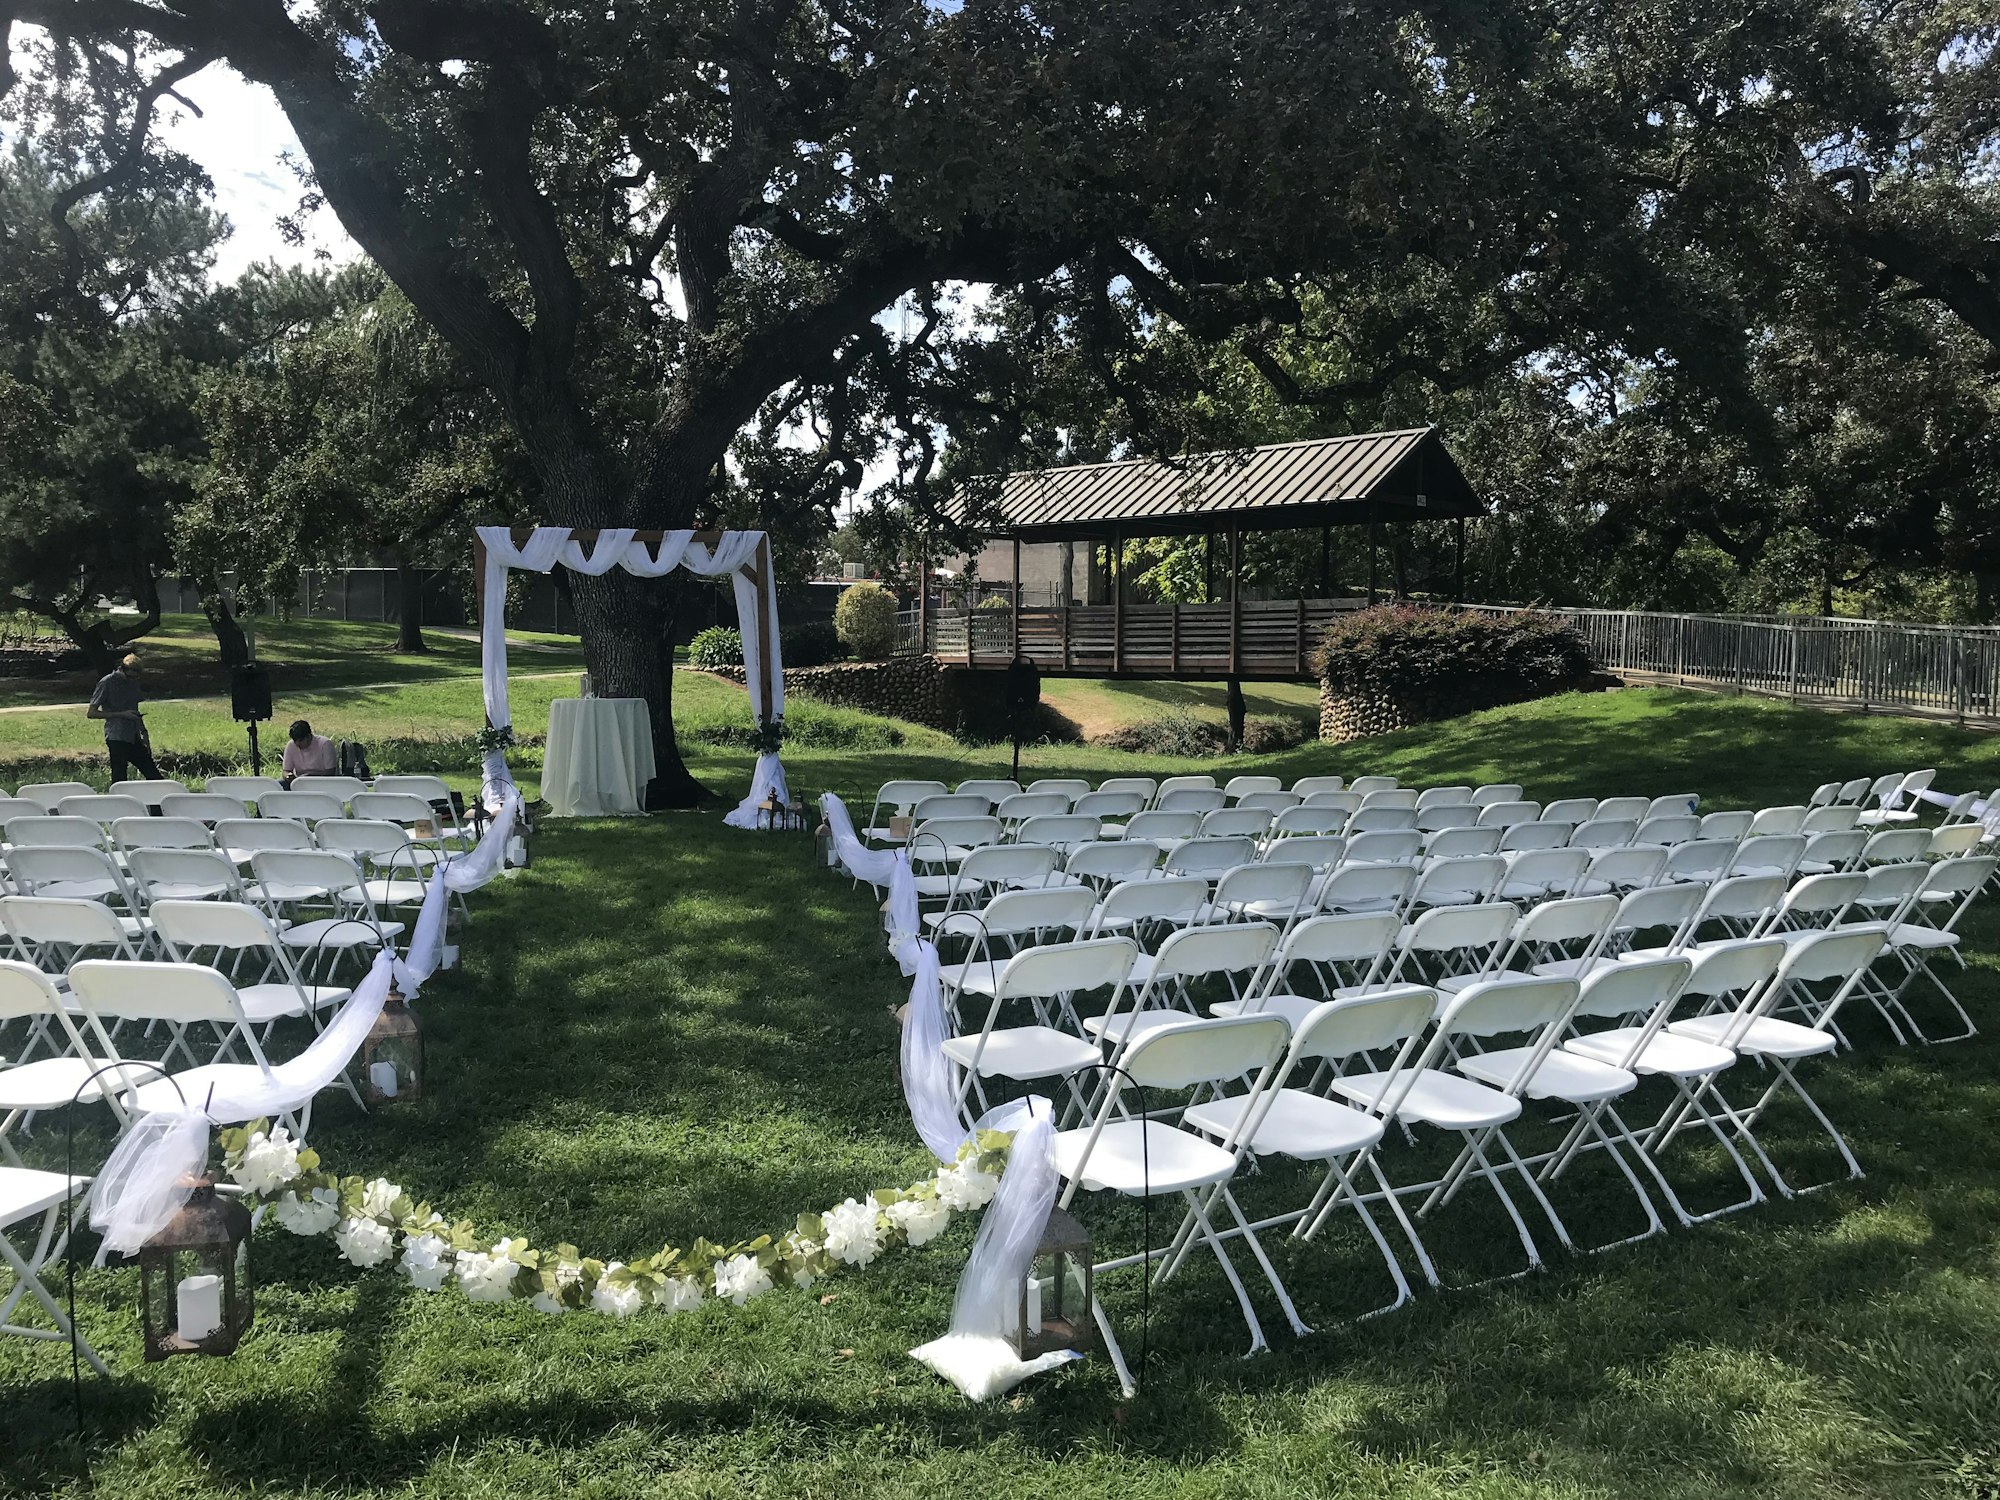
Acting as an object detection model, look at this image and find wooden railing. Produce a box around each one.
[901,599,1365,678]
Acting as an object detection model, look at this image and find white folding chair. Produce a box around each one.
[1026,778,1091,806]
[1416,786,1474,810]
[1314,863,1415,916]
[1568,818,1639,851]
[1725,834,1806,881]
[1646,793,1701,818]
[1085,877,1210,943]
[1859,769,1934,826]
[1155,775,1218,804]
[15,783,93,813]
[1798,829,1866,875]
[1444,895,1618,994]
[1157,787,1226,815]
[1632,815,1699,847]
[1542,797,1597,825]
[1212,910,1403,1025]
[1236,791,1301,816]
[1163,837,1258,882]
[215,816,315,866]
[941,936,1136,1117]
[105,778,184,809]
[1198,808,1273,841]
[1072,791,1146,836]
[1534,882,1706,977]
[205,775,284,805]
[1592,796,1649,823]
[57,794,149,829]
[1476,800,1540,829]
[1360,789,1418,812]
[258,789,346,824]
[1291,776,1345,798]
[1421,827,1503,861]
[0,896,147,985]
[1406,855,1507,911]
[928,884,1097,965]
[127,848,253,905]
[1098,777,1158,802]
[1807,782,1841,808]
[0,961,137,1163]
[916,843,1060,910]
[1496,847,1588,904]
[1260,835,1346,876]
[291,774,368,804]
[1223,776,1282,803]
[1061,841,1161,893]
[248,849,406,974]
[316,820,444,884]
[1344,830,1421,866]
[1572,845,1667,897]
[1271,806,1347,839]
[1,1166,108,1374]
[1384,902,1519,988]
[3,847,143,919]
[5,815,113,852]
[1416,804,1483,834]
[1085,921,1281,1048]
[862,780,947,840]
[996,792,1070,830]
[1499,821,1572,854]
[351,792,466,849]
[952,779,1022,809]
[113,816,215,854]
[150,901,354,1073]
[1697,810,1752,841]
[1053,1012,1295,1384]
[1122,810,1200,847]
[1662,838,1738,885]
[1015,814,1101,852]
[906,816,1003,869]
[1470,784,1526,808]
[1349,776,1398,795]
[1302,790,1362,817]
[1866,854,1996,1045]
[1196,864,1313,934]
[1350,807,1418,833]
[1748,805,1809,836]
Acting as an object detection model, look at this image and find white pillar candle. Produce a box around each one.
[177,1273,223,1342]
[1025,1275,1043,1334]
[506,836,527,866]
[369,1060,400,1098]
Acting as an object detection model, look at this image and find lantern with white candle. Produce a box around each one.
[360,985,424,1104]
[137,1175,253,1360]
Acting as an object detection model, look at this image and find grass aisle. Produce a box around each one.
[3,690,1999,1497]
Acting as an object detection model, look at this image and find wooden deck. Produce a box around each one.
[918,598,1364,679]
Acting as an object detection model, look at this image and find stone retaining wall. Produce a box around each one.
[712,656,1070,741]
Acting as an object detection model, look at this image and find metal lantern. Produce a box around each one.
[1015,1206,1096,1360]
[814,814,837,870]
[758,792,786,831]
[361,985,424,1103]
[138,1175,253,1360]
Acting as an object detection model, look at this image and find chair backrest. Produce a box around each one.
[1808,781,1840,807]
[874,780,948,816]
[109,777,189,804]
[914,793,994,823]
[16,781,93,812]
[1223,775,1282,802]
[1692,873,1787,926]
[1801,805,1859,833]
[1499,821,1572,853]
[1145,921,1281,985]
[1899,769,1937,799]
[215,817,313,853]
[0,958,78,1026]
[1198,808,1272,839]
[1290,987,1439,1062]
[1857,861,1929,924]
[259,789,347,822]
[999,793,1072,824]
[1061,841,1158,885]
[1415,803,1482,832]
[1926,825,1986,859]
[1259,834,1346,870]
[959,843,1063,888]
[1728,834,1806,876]
[1647,793,1701,818]
[1349,806,1419,833]
[1633,815,1699,847]
[1476,800,1540,828]
[1511,892,1620,949]
[1025,779,1089,803]
[69,959,255,1028]
[1092,877,1210,932]
[1275,909,1404,971]
[910,817,1002,856]
[953,779,1023,807]
[205,775,284,802]
[1424,829,1501,864]
[1569,818,1639,850]
[1344,829,1421,865]
[1748,805,1809,835]
[1858,828,1931,865]
[1609,881,1705,946]
[1833,777,1869,804]
[1436,973,1579,1045]
[1772,928,1886,993]
[1097,777,1158,800]
[972,884,1099,938]
[113,816,214,852]
[1317,862,1416,913]
[1236,791,1302,814]
[1156,775,1218,800]
[1349,775,1398,794]
[1771,872,1865,929]
[127,848,243,900]
[371,774,455,803]
[351,792,436,825]
[1210,862,1312,917]
[1505,847,1589,895]
[0,797,39,825]
[1399,901,1518,961]
[316,819,420,863]
[1301,790,1362,815]
[1416,785,1474,809]
[1072,791,1146,820]
[57,794,149,827]
[1543,797,1598,824]
[1412,854,1507,903]
[1664,838,1737,879]
[1572,954,1691,1021]
[4,815,108,849]
[0,894,132,950]
[1015,814,1101,848]
[292,774,368,802]
[3,844,129,898]
[1290,775,1345,797]
[1359,788,1418,811]
[995,935,1137,1001]
[150,898,285,954]
[159,793,248,827]
[1157,787,1226,814]
[1594,796,1651,822]
[1163,837,1257,877]
[1471,783,1525,806]
[1109,1014,1290,1099]
[250,847,367,895]
[1271,806,1347,838]
[1698,810,1752,841]
[1123,810,1201,842]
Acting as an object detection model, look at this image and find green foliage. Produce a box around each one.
[976,593,1013,610]
[780,620,847,668]
[1240,715,1306,754]
[1315,605,1595,701]
[1095,707,1229,757]
[833,583,899,660]
[687,626,744,670]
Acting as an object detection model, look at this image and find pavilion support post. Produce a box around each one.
[1011,537,1022,656]
[1367,507,1380,605]
[1454,516,1466,603]
[1112,530,1124,674]
[1226,677,1245,752]
[1319,523,1332,598]
[1228,526,1242,677]
[916,537,929,655]
[1204,533,1214,602]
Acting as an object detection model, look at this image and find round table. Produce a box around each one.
[542,698,655,816]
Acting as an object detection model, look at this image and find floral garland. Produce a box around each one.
[746,717,786,756]
[472,724,517,757]
[218,1121,1012,1317]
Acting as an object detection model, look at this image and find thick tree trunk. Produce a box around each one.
[566,567,709,809]
[394,564,429,653]
[203,597,252,667]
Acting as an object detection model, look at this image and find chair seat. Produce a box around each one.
[1884,924,1961,951]
[32,879,120,902]
[1209,991,1322,1026]
[1185,1088,1384,1160]
[1529,956,1619,979]
[144,880,237,901]
[1053,1120,1238,1194]
[937,959,1005,997]
[277,918,405,949]
[1856,810,1918,826]
[1080,1007,1187,1044]
[940,1026,1101,1080]
[1193,898,1302,924]
[1670,1015,1837,1059]
[0,1056,124,1109]
[1564,1027,1735,1078]
[1499,880,1562,902]
[0,1166,86,1225]
[361,878,429,906]
[1329,1068,1521,1129]
[258,880,337,902]
[1454,1045,1636,1103]
[235,982,349,1021]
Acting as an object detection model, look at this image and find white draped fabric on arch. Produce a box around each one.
[475,525,788,828]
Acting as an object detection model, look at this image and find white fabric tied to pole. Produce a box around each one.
[473,524,786,827]
[394,792,521,995]
[1901,785,2000,835]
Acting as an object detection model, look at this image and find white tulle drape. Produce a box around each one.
[818,795,1077,1398]
[474,525,786,824]
[89,798,522,1259]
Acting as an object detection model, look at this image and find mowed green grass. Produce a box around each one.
[3,686,2000,1496]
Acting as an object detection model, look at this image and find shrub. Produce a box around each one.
[1094,707,1228,757]
[780,619,847,668]
[688,625,744,670]
[976,593,1013,610]
[834,582,899,659]
[1240,715,1307,754]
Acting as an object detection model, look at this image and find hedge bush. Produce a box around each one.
[834,582,899,659]
[781,619,847,668]
[688,625,744,670]
[1240,715,1307,754]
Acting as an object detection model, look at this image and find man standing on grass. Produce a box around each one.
[87,652,161,781]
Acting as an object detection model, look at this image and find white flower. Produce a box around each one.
[936,1161,1000,1211]
[401,1232,453,1291]
[659,1275,706,1313]
[272,1186,340,1236]
[531,1291,566,1316]
[821,1197,884,1267]
[555,1261,583,1290]
[887,1194,951,1247]
[359,1177,401,1220]
[713,1253,774,1305]
[592,1266,646,1318]
[232,1131,300,1195]
[457,1241,522,1302]
[332,1216,396,1268]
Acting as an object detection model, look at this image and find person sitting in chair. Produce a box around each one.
[280,719,338,786]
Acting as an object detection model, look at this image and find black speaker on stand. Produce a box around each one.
[232,662,273,773]
[1003,654,1042,783]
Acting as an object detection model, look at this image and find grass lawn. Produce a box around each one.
[5,687,2000,1497]
[1037,677,1322,740]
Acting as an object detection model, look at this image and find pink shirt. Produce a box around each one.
[281,734,338,778]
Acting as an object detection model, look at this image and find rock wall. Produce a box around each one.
[1318,672,1612,742]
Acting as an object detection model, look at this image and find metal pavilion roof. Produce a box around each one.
[973,426,1482,541]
